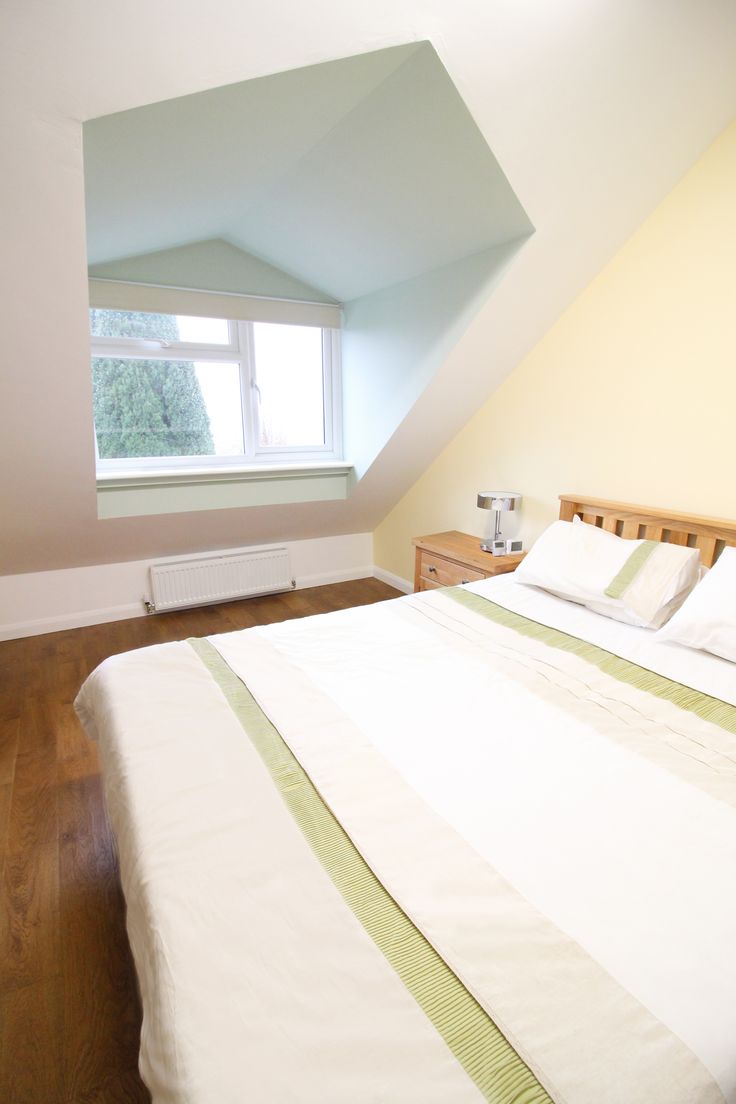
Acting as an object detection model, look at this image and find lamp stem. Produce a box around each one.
[494,510,502,542]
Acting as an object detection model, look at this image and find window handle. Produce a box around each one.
[126,338,170,349]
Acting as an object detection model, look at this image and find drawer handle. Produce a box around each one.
[461,579,470,585]
[427,565,437,574]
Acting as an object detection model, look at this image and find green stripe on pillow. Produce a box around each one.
[604,540,659,599]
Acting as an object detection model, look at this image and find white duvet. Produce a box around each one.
[75,576,736,1104]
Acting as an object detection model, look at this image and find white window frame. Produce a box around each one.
[92,317,342,472]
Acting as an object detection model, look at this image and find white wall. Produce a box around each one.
[0,533,374,641]
[1,0,735,580]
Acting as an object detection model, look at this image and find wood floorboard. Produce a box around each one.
[0,577,399,1102]
[0,976,63,1104]
[0,783,12,871]
[7,744,58,853]
[0,717,20,784]
[0,841,60,992]
[59,775,141,1102]
[18,699,58,763]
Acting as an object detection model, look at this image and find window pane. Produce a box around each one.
[193,362,244,455]
[253,323,325,448]
[90,308,230,345]
[176,315,230,344]
[92,357,243,459]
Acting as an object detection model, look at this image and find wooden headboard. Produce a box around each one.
[559,494,736,568]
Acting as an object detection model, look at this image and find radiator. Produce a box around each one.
[148,546,294,612]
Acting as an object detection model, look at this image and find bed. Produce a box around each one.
[74,494,736,1104]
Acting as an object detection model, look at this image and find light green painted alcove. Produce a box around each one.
[84,41,533,518]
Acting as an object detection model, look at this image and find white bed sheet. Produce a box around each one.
[75,577,736,1104]
[75,639,486,1104]
[472,574,736,706]
[214,579,736,1104]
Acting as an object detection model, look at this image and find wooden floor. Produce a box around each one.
[0,578,399,1103]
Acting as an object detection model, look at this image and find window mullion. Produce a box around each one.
[322,329,333,453]
[239,321,257,461]
[328,328,341,459]
[90,340,239,362]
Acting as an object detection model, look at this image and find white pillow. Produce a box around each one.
[515,518,700,629]
[514,519,626,604]
[656,546,736,662]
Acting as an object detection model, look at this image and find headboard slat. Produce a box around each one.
[696,535,717,562]
[559,494,736,567]
[667,530,689,547]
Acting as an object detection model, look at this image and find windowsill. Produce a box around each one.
[97,459,351,489]
[96,461,354,519]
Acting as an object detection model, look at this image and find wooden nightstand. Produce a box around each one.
[412,530,525,593]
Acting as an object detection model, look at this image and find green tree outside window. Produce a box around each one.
[91,310,214,458]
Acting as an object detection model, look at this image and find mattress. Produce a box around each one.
[74,575,736,1104]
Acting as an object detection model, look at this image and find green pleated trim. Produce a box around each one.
[443,589,736,735]
[189,637,551,1104]
[603,540,658,598]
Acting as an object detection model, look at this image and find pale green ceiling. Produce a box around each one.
[88,238,339,304]
[83,42,532,302]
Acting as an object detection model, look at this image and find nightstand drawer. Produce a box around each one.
[418,551,485,588]
[417,576,442,592]
[412,532,524,594]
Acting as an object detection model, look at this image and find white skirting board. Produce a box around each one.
[0,533,385,641]
[373,566,413,594]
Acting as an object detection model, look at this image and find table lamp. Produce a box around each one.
[477,491,522,554]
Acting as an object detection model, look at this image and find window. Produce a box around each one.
[90,308,341,471]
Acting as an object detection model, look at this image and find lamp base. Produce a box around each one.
[480,539,507,556]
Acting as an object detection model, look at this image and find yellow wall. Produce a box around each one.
[375,121,736,583]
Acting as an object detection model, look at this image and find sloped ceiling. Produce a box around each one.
[83,42,532,301]
[1,1,736,574]
[89,238,339,304]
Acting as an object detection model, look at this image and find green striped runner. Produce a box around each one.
[190,637,551,1104]
[443,588,736,734]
